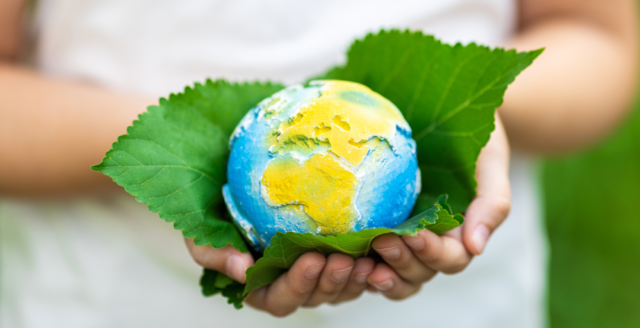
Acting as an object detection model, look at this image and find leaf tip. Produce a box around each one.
[529,47,546,59]
[90,163,103,172]
[454,213,465,224]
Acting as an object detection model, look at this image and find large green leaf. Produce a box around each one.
[92,80,284,251]
[93,30,541,310]
[316,30,542,213]
[201,201,463,308]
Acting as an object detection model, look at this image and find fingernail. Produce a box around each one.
[226,255,247,282]
[403,236,425,251]
[354,272,370,284]
[372,280,394,291]
[330,266,353,283]
[473,224,491,254]
[376,246,401,260]
[304,263,324,280]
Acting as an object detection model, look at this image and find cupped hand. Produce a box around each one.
[184,114,510,311]
[185,239,375,317]
[367,113,512,299]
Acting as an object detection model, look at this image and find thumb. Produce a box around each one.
[463,114,511,255]
[184,238,255,283]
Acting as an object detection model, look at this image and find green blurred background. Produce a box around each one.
[542,88,640,325]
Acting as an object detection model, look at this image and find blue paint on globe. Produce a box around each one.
[223,81,421,251]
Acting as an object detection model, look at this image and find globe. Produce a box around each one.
[223,80,420,250]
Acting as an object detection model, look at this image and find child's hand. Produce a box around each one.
[367,114,511,299]
[185,239,375,317]
[185,114,509,312]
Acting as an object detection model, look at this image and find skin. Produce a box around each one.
[502,0,639,153]
[0,64,154,195]
[1,0,638,317]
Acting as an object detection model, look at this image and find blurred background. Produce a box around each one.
[542,80,640,327]
[2,1,639,327]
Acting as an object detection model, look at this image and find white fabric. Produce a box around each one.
[33,0,516,95]
[0,1,548,327]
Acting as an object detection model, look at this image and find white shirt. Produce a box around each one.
[0,1,547,327]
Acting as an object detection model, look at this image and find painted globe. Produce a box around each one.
[223,80,420,250]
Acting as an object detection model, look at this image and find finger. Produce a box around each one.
[372,233,437,284]
[402,227,473,274]
[330,257,375,304]
[245,252,325,317]
[303,253,355,307]
[184,238,254,283]
[367,263,421,300]
[463,114,512,255]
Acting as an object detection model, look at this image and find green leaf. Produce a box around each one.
[200,269,246,309]
[91,80,284,251]
[93,30,540,310]
[316,30,542,213]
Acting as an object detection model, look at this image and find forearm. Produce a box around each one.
[501,12,638,153]
[0,64,154,195]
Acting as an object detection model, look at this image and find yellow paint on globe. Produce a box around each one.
[269,81,407,166]
[260,81,408,234]
[261,153,358,235]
